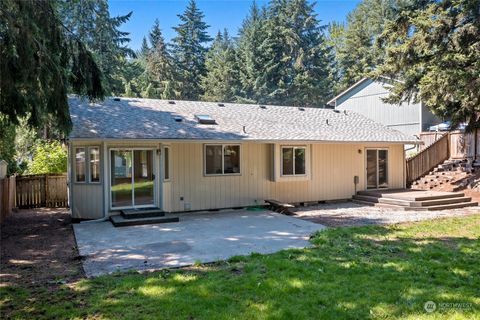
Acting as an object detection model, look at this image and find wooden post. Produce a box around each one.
[0,160,7,179]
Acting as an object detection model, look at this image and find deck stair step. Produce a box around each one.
[111,214,179,227]
[121,208,165,219]
[353,190,477,211]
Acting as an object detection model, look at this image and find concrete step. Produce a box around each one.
[111,214,179,227]
[121,208,165,219]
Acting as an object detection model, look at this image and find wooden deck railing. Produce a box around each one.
[406,133,450,185]
[15,173,68,208]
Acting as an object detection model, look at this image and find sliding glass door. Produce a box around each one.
[366,149,389,189]
[111,149,155,208]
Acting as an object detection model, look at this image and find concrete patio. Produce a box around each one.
[73,209,325,277]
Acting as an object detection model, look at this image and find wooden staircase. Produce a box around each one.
[110,208,179,227]
[411,158,477,192]
[352,189,478,211]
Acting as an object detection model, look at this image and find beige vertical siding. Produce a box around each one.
[69,140,405,217]
[165,142,405,212]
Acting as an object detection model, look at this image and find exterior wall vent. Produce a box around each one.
[195,114,216,124]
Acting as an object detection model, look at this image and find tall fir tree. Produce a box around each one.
[140,36,150,58]
[236,1,268,103]
[146,19,176,99]
[59,0,134,95]
[1,0,104,134]
[171,0,212,100]
[376,0,480,130]
[334,0,399,92]
[257,0,334,106]
[201,30,240,102]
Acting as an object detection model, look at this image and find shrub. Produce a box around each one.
[26,141,67,174]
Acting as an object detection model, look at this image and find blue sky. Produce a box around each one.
[109,0,360,51]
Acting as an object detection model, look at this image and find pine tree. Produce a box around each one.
[257,0,334,106]
[1,0,104,134]
[145,19,175,99]
[236,1,268,103]
[59,0,134,96]
[376,0,480,130]
[171,0,213,100]
[140,36,150,58]
[201,30,239,102]
[334,0,399,92]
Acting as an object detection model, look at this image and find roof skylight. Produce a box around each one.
[195,114,216,124]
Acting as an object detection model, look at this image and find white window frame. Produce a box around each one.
[109,147,157,210]
[280,146,307,177]
[74,147,87,183]
[88,146,101,184]
[204,144,241,176]
[74,146,101,184]
[163,145,171,182]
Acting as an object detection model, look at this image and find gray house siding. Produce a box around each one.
[68,142,105,219]
[332,79,441,138]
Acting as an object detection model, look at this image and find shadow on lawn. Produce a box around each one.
[2,223,479,319]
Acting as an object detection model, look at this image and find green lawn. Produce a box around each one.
[2,215,479,319]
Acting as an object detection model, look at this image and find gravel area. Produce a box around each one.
[293,201,480,227]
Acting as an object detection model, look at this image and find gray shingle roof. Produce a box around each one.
[69,97,418,143]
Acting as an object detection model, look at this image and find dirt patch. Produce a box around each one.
[463,189,480,203]
[0,208,84,289]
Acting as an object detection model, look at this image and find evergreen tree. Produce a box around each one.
[145,19,175,99]
[1,0,104,134]
[326,22,346,94]
[201,30,240,102]
[376,0,480,130]
[236,1,268,103]
[334,0,399,92]
[171,0,213,100]
[140,36,150,58]
[257,0,334,106]
[59,0,134,95]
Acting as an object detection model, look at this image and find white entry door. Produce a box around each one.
[366,149,389,189]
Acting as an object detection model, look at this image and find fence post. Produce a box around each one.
[0,160,7,179]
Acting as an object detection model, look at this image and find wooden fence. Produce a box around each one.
[420,130,480,158]
[15,174,68,208]
[0,176,16,223]
[406,133,450,185]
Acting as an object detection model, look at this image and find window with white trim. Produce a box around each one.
[75,147,101,183]
[75,148,86,182]
[281,146,306,176]
[205,144,240,175]
[89,147,100,182]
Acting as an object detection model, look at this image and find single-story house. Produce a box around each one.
[68,97,418,219]
[327,78,442,138]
